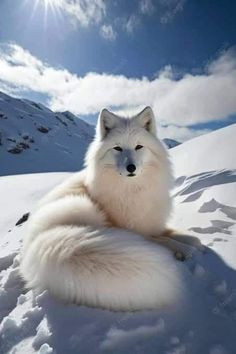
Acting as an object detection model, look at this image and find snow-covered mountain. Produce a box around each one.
[0,92,94,176]
[0,123,235,353]
[163,138,181,149]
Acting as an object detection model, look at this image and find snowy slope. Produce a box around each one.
[169,124,236,274]
[0,125,236,354]
[0,92,94,176]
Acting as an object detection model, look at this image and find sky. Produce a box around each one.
[0,0,236,141]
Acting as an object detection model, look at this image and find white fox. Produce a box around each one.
[20,107,199,311]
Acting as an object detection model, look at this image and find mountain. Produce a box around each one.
[163,138,181,149]
[0,124,235,353]
[0,92,94,176]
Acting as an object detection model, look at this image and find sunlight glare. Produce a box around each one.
[42,0,62,11]
[25,0,64,29]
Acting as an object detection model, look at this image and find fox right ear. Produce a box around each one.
[135,106,156,135]
[97,109,119,139]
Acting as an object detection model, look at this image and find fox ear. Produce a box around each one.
[97,108,119,139]
[135,106,156,135]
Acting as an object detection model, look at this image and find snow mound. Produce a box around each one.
[0,124,236,353]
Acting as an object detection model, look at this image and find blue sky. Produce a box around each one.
[0,0,236,141]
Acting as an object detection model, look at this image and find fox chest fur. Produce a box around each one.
[86,170,171,237]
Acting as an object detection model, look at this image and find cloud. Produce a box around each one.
[122,14,141,34]
[139,0,155,15]
[116,0,186,38]
[159,0,186,24]
[138,0,186,26]
[56,0,106,27]
[0,43,236,141]
[158,125,211,142]
[100,24,117,41]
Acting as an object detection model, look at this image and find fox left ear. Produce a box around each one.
[97,108,119,139]
[135,106,156,135]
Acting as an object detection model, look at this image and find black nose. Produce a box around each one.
[126,164,136,173]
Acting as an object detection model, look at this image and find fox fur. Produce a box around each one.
[20,106,188,311]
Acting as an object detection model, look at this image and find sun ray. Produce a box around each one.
[42,0,63,30]
[27,0,41,22]
[22,0,64,29]
[43,0,62,11]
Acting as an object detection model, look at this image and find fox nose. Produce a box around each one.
[126,164,136,173]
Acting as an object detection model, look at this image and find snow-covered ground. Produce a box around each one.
[0,124,236,353]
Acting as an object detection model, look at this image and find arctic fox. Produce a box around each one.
[20,107,198,311]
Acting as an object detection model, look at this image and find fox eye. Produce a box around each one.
[113,146,123,151]
[135,145,143,150]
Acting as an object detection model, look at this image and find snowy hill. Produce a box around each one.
[0,92,94,176]
[0,123,236,353]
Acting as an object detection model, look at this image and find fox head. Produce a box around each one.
[85,106,172,184]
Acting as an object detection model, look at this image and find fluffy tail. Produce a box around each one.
[20,225,187,311]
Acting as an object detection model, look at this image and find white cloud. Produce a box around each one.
[139,0,155,15]
[158,125,210,142]
[56,0,106,27]
[207,47,236,74]
[159,0,186,24]
[100,24,117,41]
[123,15,140,34]
[0,43,236,142]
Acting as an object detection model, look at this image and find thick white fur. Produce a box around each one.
[20,107,186,311]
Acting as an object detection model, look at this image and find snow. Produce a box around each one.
[0,115,236,352]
